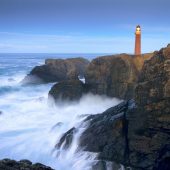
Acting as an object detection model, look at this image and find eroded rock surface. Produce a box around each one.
[85,53,152,99]
[22,57,89,84]
[127,45,170,169]
[58,46,169,170]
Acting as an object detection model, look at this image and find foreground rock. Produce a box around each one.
[0,159,54,170]
[81,46,170,169]
[49,80,89,102]
[22,57,89,84]
[56,46,169,170]
[85,53,153,99]
[128,45,170,169]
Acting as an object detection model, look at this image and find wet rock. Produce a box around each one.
[92,160,107,170]
[55,127,77,150]
[0,159,54,170]
[22,57,89,84]
[19,159,32,165]
[78,45,170,170]
[91,160,121,170]
[127,45,170,169]
[21,75,44,85]
[79,101,130,165]
[49,80,89,102]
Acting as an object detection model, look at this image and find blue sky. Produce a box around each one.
[0,0,170,53]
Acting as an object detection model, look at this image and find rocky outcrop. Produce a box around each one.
[127,45,170,169]
[0,159,54,170]
[79,101,131,164]
[48,53,153,102]
[55,127,77,149]
[56,46,169,169]
[49,80,89,102]
[85,53,152,100]
[22,57,89,84]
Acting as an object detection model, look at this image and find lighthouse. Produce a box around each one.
[134,25,141,55]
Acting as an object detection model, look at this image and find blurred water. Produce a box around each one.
[0,53,120,170]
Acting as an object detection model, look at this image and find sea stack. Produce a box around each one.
[134,25,141,55]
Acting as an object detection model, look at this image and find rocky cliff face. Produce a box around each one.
[85,53,152,100]
[55,46,169,170]
[22,57,89,84]
[128,45,170,169]
[81,46,170,170]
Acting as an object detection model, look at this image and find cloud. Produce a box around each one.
[0,31,169,53]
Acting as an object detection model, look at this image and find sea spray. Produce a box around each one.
[0,80,121,169]
[0,54,121,169]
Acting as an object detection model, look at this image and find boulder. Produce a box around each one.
[0,159,54,170]
[22,57,89,84]
[85,53,152,100]
[49,80,89,102]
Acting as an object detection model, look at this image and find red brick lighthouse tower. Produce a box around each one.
[134,25,141,55]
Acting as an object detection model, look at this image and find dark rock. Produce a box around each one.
[85,53,152,100]
[55,127,77,150]
[78,46,170,170]
[51,122,63,131]
[0,111,2,115]
[91,160,107,170]
[49,80,89,102]
[79,101,130,164]
[91,160,121,170]
[127,45,170,169]
[0,159,54,170]
[19,159,32,165]
[22,57,89,84]
[154,157,170,170]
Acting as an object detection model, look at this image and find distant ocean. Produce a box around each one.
[0,53,120,170]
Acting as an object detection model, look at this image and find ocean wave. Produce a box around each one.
[0,81,120,169]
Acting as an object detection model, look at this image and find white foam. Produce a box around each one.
[0,79,121,169]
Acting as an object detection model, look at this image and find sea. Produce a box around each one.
[0,53,121,170]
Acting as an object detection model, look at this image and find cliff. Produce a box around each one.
[79,46,170,169]
[49,53,152,102]
[22,57,89,84]
[55,45,170,170]
[85,53,152,100]
[128,45,170,169]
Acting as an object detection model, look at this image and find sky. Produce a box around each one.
[0,0,170,53]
